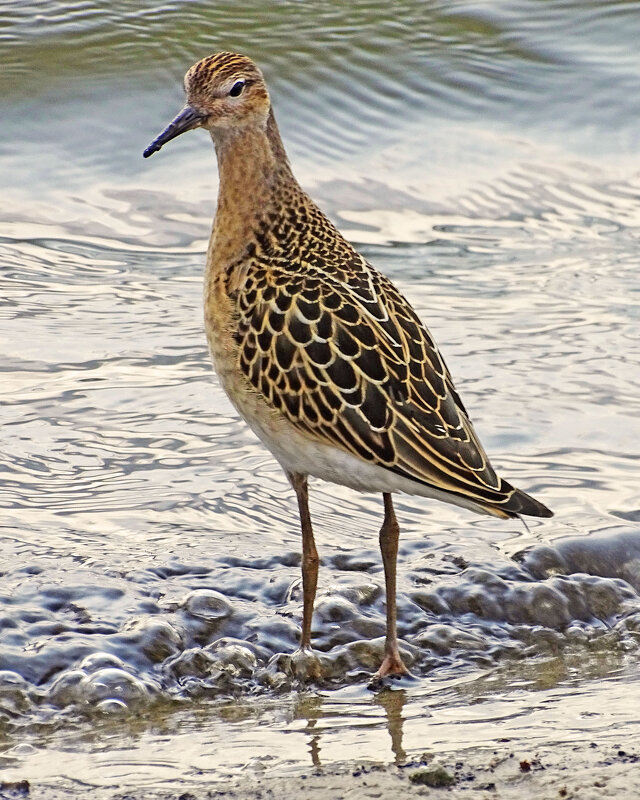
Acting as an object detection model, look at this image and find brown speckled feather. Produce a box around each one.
[144,51,551,520]
[231,199,541,517]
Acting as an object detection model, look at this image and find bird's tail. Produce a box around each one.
[480,481,553,520]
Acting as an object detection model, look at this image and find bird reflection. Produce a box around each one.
[292,686,408,768]
[373,687,408,764]
[293,693,324,768]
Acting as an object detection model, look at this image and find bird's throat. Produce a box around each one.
[208,109,295,272]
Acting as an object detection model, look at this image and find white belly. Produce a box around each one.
[208,345,488,517]
[242,406,489,517]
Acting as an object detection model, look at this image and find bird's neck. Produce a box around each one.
[208,109,297,272]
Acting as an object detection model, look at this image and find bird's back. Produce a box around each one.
[213,177,551,520]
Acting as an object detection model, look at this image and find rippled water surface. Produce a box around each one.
[2,0,640,791]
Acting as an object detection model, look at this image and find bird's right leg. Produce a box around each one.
[286,471,323,679]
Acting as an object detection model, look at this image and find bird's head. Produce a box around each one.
[143,52,270,158]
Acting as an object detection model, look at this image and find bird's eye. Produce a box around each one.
[228,80,245,97]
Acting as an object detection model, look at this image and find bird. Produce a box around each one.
[143,52,552,681]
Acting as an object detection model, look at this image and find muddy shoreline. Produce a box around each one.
[6,735,640,800]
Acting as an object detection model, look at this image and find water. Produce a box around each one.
[2,0,640,791]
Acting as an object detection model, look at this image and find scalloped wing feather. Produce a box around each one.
[235,256,540,516]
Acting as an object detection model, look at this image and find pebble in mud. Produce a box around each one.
[0,780,29,797]
[408,764,456,786]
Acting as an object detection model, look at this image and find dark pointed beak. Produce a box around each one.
[143,105,207,158]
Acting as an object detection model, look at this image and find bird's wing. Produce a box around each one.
[235,258,517,511]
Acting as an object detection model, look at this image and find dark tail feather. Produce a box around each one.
[501,484,553,518]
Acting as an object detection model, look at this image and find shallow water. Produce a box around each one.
[2,0,640,791]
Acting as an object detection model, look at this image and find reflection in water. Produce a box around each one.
[374,688,408,765]
[294,694,324,769]
[292,686,409,768]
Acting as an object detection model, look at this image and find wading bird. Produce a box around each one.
[144,52,552,680]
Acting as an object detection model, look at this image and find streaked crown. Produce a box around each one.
[185,52,271,128]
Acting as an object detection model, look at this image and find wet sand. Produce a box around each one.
[8,735,640,800]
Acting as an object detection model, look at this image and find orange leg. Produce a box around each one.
[374,492,409,678]
[287,471,318,650]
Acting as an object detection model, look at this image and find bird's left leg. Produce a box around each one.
[373,492,409,679]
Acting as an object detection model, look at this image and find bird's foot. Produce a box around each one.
[272,647,326,683]
[288,647,326,681]
[376,651,410,678]
[368,650,411,688]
